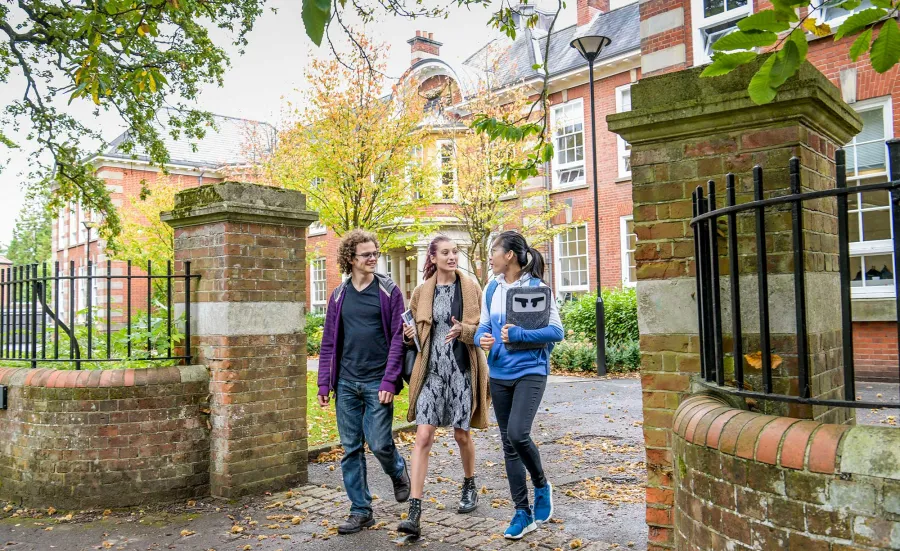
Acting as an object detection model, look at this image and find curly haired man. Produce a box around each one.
[317,229,410,534]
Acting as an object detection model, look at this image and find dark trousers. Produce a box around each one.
[490,375,548,511]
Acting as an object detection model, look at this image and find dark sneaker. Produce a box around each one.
[458,476,478,514]
[338,513,375,535]
[397,498,422,536]
[392,464,411,503]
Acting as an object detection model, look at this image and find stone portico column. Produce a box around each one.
[416,246,428,285]
[163,182,318,499]
[608,60,862,550]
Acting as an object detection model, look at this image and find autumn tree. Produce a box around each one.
[266,34,434,250]
[1,0,271,243]
[441,67,565,286]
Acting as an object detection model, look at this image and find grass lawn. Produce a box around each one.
[306,370,410,447]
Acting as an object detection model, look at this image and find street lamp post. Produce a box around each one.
[82,221,95,262]
[570,34,612,376]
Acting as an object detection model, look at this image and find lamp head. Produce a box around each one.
[569,35,612,63]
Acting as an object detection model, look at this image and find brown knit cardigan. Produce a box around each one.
[404,270,491,429]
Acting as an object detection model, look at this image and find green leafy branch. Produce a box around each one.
[701,0,900,103]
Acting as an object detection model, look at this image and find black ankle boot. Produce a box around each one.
[398,498,422,536]
[458,476,478,514]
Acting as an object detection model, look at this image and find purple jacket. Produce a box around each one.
[317,273,406,396]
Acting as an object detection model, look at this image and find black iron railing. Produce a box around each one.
[690,140,900,410]
[0,260,196,369]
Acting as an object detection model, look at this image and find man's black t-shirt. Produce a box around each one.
[340,278,389,383]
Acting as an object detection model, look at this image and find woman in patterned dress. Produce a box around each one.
[397,236,490,537]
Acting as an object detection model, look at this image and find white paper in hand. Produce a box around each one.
[402,309,422,352]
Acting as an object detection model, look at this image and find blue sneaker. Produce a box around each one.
[534,482,553,524]
[504,509,536,540]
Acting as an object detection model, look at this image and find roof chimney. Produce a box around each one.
[577,0,609,26]
[407,31,442,65]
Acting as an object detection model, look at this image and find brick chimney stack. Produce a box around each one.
[408,31,442,65]
[577,0,609,26]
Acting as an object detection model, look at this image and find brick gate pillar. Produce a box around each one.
[162,182,318,498]
[608,61,862,550]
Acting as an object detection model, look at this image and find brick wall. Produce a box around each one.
[0,365,209,508]
[673,395,900,550]
[853,321,900,383]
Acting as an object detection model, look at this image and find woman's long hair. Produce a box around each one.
[422,235,453,281]
[492,230,545,282]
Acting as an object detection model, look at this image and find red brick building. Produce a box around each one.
[52,115,276,324]
[307,0,643,314]
[636,0,899,383]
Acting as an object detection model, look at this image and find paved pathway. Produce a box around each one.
[0,375,647,551]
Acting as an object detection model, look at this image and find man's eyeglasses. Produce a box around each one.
[355,251,381,260]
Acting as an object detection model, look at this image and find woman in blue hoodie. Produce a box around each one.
[474,231,563,540]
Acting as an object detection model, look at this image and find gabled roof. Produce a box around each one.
[459,3,640,89]
[0,255,11,265]
[95,113,277,170]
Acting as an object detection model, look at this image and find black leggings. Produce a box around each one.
[490,375,547,511]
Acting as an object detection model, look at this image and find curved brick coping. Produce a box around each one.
[673,394,900,478]
[672,394,900,550]
[0,364,206,388]
[0,364,210,509]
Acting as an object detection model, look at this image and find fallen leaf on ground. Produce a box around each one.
[180,529,195,537]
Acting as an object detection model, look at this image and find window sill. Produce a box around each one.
[615,176,632,184]
[550,183,591,195]
[851,297,896,322]
[558,286,590,294]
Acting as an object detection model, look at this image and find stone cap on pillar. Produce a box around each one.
[161,181,319,229]
[607,56,862,147]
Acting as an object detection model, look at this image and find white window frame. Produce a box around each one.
[550,99,586,190]
[78,206,86,244]
[554,224,590,294]
[846,96,894,298]
[57,207,67,250]
[384,253,394,281]
[436,139,457,201]
[310,258,328,312]
[308,221,326,237]
[68,204,78,245]
[621,216,637,287]
[615,84,633,179]
[691,0,752,66]
[820,0,874,25]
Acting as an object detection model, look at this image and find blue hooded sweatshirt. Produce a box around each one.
[474,273,564,380]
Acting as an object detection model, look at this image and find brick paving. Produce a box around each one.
[0,375,646,551]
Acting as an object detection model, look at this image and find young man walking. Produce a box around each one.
[318,229,411,534]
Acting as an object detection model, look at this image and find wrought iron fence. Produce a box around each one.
[690,140,900,410]
[0,259,196,369]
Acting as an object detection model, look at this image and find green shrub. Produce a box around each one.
[306,311,325,356]
[551,338,641,373]
[560,287,638,346]
[550,340,597,372]
[606,339,641,373]
[550,338,641,373]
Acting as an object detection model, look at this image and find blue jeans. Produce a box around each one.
[335,378,406,516]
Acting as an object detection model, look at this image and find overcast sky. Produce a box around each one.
[0,0,576,248]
